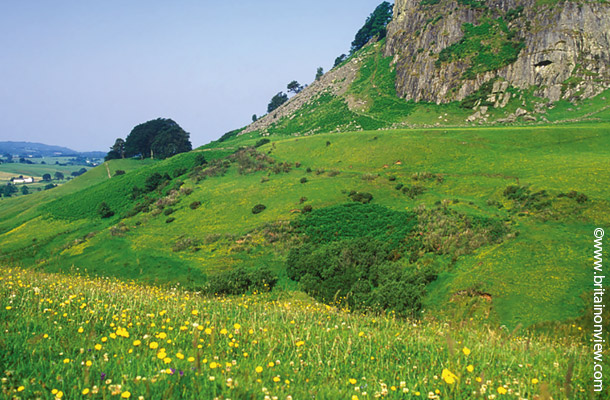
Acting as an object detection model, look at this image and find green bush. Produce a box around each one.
[254,138,271,148]
[190,201,201,210]
[287,238,436,317]
[114,170,126,176]
[208,266,278,295]
[163,208,175,216]
[165,217,175,223]
[300,177,308,184]
[97,202,114,219]
[402,185,426,199]
[348,191,373,204]
[252,204,266,214]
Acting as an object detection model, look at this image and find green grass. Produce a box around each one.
[0,266,599,400]
[1,124,608,328]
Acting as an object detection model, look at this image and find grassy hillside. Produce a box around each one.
[1,123,608,329]
[0,266,595,400]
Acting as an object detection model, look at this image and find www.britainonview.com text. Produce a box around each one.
[593,228,604,393]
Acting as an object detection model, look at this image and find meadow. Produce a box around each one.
[0,266,597,399]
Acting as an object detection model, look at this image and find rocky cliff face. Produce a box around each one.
[384,0,610,104]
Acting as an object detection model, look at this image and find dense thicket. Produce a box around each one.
[287,203,509,316]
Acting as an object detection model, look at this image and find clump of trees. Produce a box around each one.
[106,118,192,160]
[350,2,393,54]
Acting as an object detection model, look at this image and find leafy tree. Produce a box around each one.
[3,184,18,197]
[350,2,393,54]
[124,118,192,159]
[105,138,126,160]
[267,92,288,113]
[3,153,12,163]
[252,114,258,122]
[287,80,303,94]
[42,173,52,182]
[20,185,29,195]
[150,127,192,160]
[334,54,347,67]
[54,172,64,180]
[315,67,324,81]
[44,183,56,190]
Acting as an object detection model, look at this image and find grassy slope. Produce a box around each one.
[0,266,595,400]
[1,41,608,328]
[1,124,608,328]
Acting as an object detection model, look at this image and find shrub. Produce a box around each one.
[327,170,341,177]
[254,138,271,148]
[208,266,278,295]
[395,183,404,190]
[97,202,114,218]
[252,204,266,214]
[287,238,436,317]
[190,201,201,210]
[300,177,308,184]
[166,217,175,223]
[173,167,187,178]
[114,170,126,176]
[388,175,397,181]
[163,208,175,216]
[302,205,313,213]
[306,167,312,173]
[402,185,426,199]
[361,173,378,181]
[348,191,373,204]
[299,197,308,204]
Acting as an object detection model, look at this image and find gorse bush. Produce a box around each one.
[252,204,266,214]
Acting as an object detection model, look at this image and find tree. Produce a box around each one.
[315,67,324,81]
[54,172,64,180]
[124,118,192,159]
[350,2,393,54]
[287,80,303,94]
[20,185,29,195]
[105,138,126,160]
[267,92,289,113]
[42,173,52,182]
[252,114,258,122]
[3,184,17,197]
[334,54,347,67]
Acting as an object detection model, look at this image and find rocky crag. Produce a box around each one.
[385,0,610,104]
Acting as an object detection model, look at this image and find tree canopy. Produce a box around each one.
[287,80,303,94]
[121,118,192,160]
[350,2,393,54]
[267,92,289,113]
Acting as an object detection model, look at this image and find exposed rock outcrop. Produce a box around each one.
[384,0,610,104]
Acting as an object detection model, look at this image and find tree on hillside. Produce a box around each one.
[252,114,258,122]
[54,172,64,180]
[267,92,289,113]
[124,118,192,159]
[287,80,303,94]
[42,173,52,182]
[350,2,393,54]
[315,67,324,81]
[20,185,29,195]
[334,54,347,68]
[105,138,126,160]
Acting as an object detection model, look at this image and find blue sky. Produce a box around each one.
[0,1,387,151]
